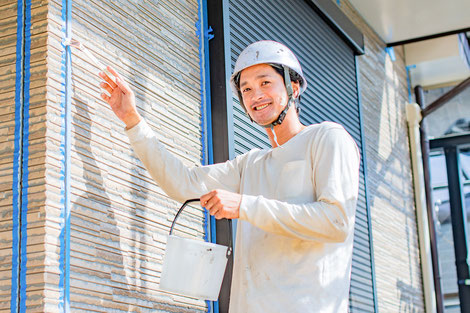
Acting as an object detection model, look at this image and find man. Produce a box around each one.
[100,40,360,313]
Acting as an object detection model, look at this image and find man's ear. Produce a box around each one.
[291,81,301,98]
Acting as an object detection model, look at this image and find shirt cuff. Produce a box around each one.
[124,118,149,141]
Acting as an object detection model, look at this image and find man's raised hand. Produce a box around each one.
[100,66,141,129]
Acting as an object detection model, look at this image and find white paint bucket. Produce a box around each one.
[159,199,231,301]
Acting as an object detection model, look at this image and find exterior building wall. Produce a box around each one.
[336,1,426,312]
[1,1,50,311]
[0,2,18,311]
[2,0,207,312]
[2,0,430,312]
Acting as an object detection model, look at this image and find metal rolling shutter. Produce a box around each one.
[228,0,375,311]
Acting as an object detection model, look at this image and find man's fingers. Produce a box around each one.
[209,204,223,218]
[208,201,220,213]
[115,76,133,95]
[99,71,117,89]
[106,66,133,94]
[209,207,218,216]
[200,189,239,220]
[200,194,209,207]
[199,189,240,220]
[100,82,113,95]
[107,65,122,80]
[101,93,110,102]
[205,194,221,212]
[200,190,216,207]
[99,66,132,95]
[200,191,223,218]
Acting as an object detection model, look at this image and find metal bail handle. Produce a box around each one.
[169,198,200,235]
[168,198,233,258]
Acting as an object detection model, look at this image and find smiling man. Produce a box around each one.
[100,40,360,313]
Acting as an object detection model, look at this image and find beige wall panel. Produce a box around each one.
[338,1,425,312]
[0,0,62,310]
[24,1,50,311]
[43,0,208,311]
[0,1,18,311]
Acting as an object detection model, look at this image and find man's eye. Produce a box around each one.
[242,88,251,93]
[262,81,270,85]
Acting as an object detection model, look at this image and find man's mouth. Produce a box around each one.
[253,103,270,111]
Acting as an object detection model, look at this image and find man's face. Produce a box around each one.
[239,64,289,126]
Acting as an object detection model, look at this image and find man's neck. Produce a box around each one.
[265,109,306,147]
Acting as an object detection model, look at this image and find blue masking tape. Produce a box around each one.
[385,47,396,62]
[64,0,72,307]
[11,0,25,311]
[196,0,213,243]
[406,65,416,103]
[59,0,72,311]
[19,1,32,312]
[197,0,217,311]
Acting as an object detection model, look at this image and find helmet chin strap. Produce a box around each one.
[261,65,294,146]
[267,96,292,147]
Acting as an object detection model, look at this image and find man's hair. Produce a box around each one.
[233,64,303,91]
[269,64,304,87]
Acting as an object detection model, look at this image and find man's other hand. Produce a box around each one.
[200,189,241,220]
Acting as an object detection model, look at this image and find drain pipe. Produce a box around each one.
[406,102,437,313]
[414,86,445,313]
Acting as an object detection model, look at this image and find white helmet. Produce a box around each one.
[229,40,308,127]
[230,40,307,94]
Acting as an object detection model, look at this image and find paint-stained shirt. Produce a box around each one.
[126,119,360,313]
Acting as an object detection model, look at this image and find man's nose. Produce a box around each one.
[252,87,264,101]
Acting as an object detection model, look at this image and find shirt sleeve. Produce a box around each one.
[238,126,360,243]
[125,119,243,203]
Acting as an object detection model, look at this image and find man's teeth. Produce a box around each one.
[255,103,269,111]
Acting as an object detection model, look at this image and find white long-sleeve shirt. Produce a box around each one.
[126,120,360,313]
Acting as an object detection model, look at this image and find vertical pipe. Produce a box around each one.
[405,102,437,313]
[444,147,470,312]
[414,86,445,313]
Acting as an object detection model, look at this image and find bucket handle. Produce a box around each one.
[169,198,200,236]
[169,199,233,258]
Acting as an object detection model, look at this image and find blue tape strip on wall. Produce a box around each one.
[19,1,32,312]
[11,0,31,311]
[196,0,217,311]
[59,0,72,311]
[11,0,25,310]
